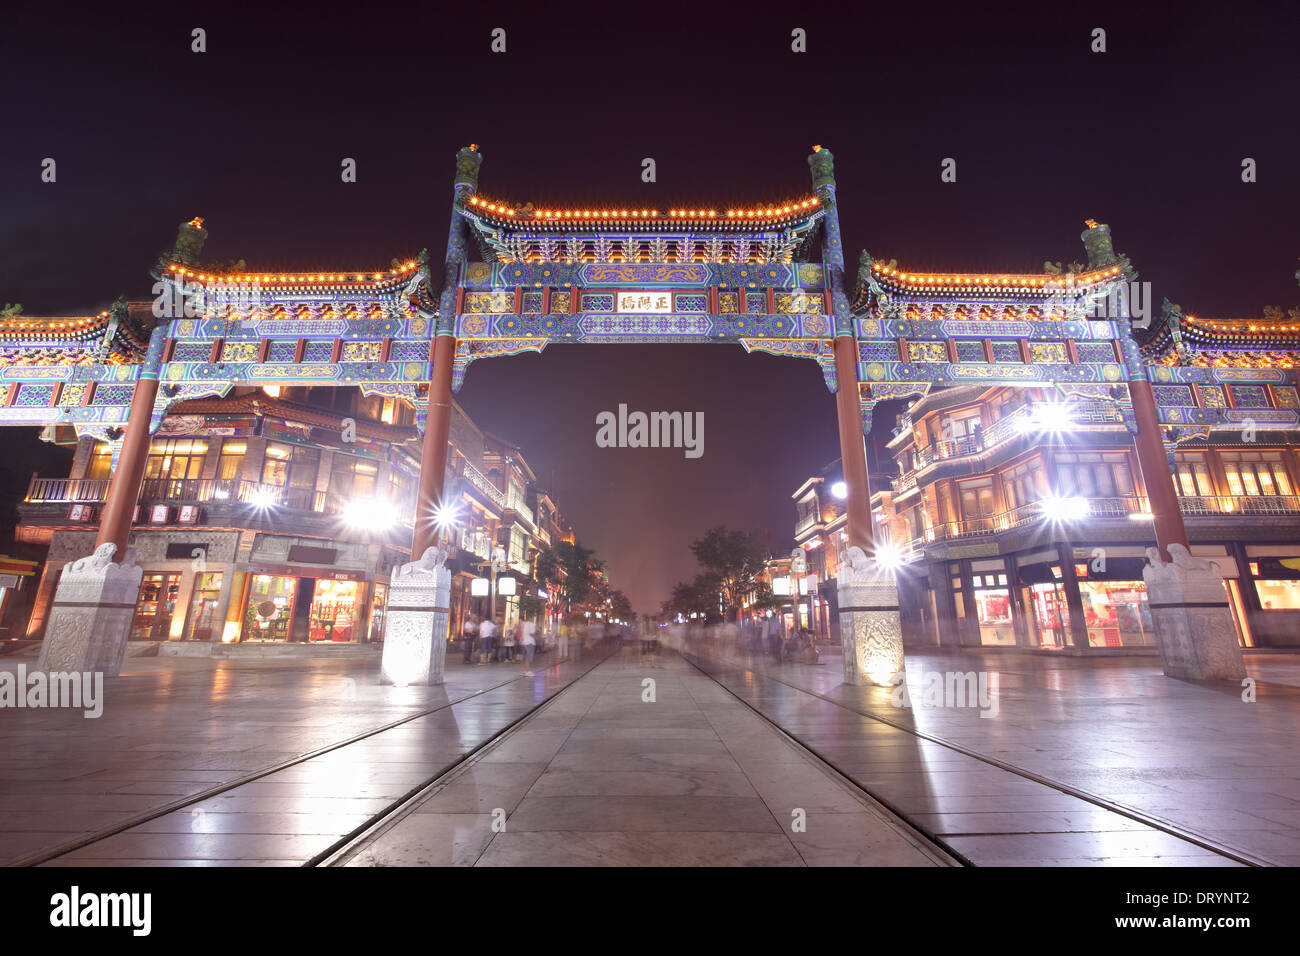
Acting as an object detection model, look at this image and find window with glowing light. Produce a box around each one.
[1054,452,1135,499]
[1220,451,1294,498]
[86,443,112,480]
[261,442,319,494]
[330,452,378,499]
[216,440,247,482]
[1255,579,1300,611]
[1173,451,1216,498]
[144,438,208,482]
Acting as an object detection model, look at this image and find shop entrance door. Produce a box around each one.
[1024,581,1070,648]
[131,573,181,641]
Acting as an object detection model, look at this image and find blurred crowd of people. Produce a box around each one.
[455,614,631,674]
[662,616,821,665]
[452,614,821,671]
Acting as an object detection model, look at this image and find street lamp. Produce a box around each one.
[790,547,807,631]
[489,546,507,620]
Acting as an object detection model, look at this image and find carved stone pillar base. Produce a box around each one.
[37,544,143,678]
[836,546,906,686]
[1143,544,1247,681]
[379,547,451,686]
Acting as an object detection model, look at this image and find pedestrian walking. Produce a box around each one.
[461,613,480,665]
[571,616,586,664]
[478,616,497,665]
[502,621,517,662]
[767,614,784,664]
[520,617,537,676]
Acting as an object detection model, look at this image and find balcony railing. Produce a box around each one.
[459,530,494,561]
[25,477,110,503]
[1178,494,1300,517]
[455,459,507,508]
[893,400,1127,492]
[25,475,416,525]
[912,493,1300,546]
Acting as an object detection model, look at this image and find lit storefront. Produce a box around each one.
[241,570,369,643]
[1024,579,1071,648]
[307,577,361,642]
[244,574,297,642]
[131,572,181,640]
[971,570,1014,645]
[1239,552,1300,646]
[184,572,224,641]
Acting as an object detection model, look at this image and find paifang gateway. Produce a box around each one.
[2,146,1297,685]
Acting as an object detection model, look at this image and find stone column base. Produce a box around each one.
[1143,544,1247,681]
[379,547,451,686]
[836,547,906,686]
[37,543,143,678]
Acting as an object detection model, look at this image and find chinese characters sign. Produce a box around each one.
[616,292,672,314]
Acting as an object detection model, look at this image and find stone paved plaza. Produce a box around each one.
[689,644,1300,866]
[1,642,1297,866]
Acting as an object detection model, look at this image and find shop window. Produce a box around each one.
[309,578,360,642]
[244,574,297,641]
[1078,580,1153,646]
[1255,579,1300,611]
[974,584,1014,645]
[184,572,224,641]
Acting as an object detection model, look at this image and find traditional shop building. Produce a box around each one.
[850,305,1300,652]
[15,380,568,649]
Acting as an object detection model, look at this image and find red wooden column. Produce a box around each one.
[94,376,160,560]
[410,334,457,560]
[833,335,874,552]
[1129,377,1189,562]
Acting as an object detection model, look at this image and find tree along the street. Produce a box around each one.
[534,539,601,614]
[688,526,770,617]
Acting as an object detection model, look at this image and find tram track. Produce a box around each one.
[15,647,619,868]
[320,644,963,868]
[681,647,1267,867]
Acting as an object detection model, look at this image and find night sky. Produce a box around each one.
[1,3,1296,613]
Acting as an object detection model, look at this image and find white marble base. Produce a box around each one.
[37,543,144,678]
[379,547,451,686]
[836,546,906,686]
[1143,544,1247,681]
